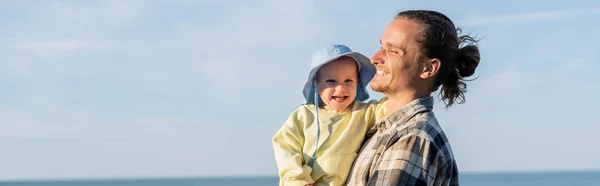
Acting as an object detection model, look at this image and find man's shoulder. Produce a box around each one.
[395,112,455,160]
[399,111,442,138]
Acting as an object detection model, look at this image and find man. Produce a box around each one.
[345,10,481,186]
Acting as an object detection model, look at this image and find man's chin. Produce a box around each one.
[370,84,389,93]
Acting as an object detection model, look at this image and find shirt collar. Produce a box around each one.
[376,96,434,131]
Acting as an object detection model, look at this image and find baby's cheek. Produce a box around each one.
[319,88,332,98]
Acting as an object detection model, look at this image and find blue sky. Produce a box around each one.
[1,0,599,181]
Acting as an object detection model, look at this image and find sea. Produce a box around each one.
[1,171,598,186]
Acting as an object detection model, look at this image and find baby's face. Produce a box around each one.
[316,57,359,111]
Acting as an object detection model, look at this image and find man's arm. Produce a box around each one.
[272,111,315,186]
[368,134,444,186]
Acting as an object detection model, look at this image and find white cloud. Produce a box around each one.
[98,0,145,26]
[564,58,588,71]
[458,7,600,26]
[8,40,90,56]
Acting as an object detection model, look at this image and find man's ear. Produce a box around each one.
[420,58,441,79]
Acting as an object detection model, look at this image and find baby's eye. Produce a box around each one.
[345,79,354,83]
[325,79,336,83]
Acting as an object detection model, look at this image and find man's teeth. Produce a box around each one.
[377,70,386,75]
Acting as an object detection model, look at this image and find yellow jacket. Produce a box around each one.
[272,99,387,186]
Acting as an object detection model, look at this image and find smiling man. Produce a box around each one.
[345,10,482,186]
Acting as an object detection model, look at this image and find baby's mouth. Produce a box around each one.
[331,96,348,101]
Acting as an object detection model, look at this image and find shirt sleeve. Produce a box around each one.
[272,108,315,186]
[368,134,444,186]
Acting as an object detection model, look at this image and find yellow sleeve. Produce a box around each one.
[374,97,388,121]
[272,107,315,186]
[365,100,379,129]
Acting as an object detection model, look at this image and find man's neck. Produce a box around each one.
[385,90,430,114]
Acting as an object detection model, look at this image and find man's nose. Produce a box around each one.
[371,50,384,65]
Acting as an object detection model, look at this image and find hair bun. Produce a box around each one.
[456,44,480,78]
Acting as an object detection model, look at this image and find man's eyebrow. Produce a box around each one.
[380,39,403,49]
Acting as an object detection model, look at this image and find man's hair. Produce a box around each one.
[395,10,481,108]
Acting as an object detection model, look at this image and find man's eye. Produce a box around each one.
[388,48,399,54]
[381,47,398,54]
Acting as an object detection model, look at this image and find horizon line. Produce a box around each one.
[2,169,600,183]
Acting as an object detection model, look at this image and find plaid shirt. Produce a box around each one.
[345,96,459,186]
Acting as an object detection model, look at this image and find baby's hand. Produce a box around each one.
[305,184,317,186]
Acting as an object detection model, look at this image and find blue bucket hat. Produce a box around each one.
[302,44,376,104]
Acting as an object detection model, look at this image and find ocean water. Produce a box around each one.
[1,171,598,186]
